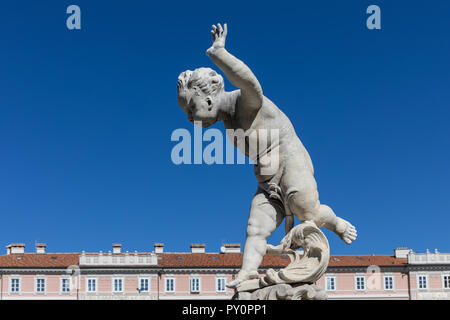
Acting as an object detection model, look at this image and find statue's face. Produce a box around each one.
[177,88,219,128]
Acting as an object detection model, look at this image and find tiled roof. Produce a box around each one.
[156,253,407,268]
[157,253,290,268]
[0,252,407,268]
[0,253,79,268]
[328,255,407,267]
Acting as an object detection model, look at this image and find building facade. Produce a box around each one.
[1,243,449,300]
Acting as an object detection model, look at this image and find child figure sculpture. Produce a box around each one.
[177,23,357,288]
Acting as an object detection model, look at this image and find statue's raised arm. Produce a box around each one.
[206,23,263,111]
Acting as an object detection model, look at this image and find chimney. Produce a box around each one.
[36,243,46,254]
[154,243,164,254]
[112,243,122,254]
[190,243,205,253]
[6,243,25,254]
[220,243,241,253]
[394,246,411,258]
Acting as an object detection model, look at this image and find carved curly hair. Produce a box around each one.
[177,67,224,97]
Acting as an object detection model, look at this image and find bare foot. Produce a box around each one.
[335,218,357,244]
[226,269,259,288]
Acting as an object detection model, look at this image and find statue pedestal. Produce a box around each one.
[232,221,330,300]
[233,283,327,300]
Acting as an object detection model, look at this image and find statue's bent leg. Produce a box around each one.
[318,204,357,244]
[228,188,283,288]
[284,171,357,244]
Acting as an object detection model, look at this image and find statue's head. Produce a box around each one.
[177,67,224,127]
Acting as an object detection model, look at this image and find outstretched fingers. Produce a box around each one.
[209,23,228,50]
[211,25,217,40]
[211,23,227,38]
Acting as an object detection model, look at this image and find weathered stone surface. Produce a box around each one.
[234,221,329,300]
[233,283,327,300]
[177,23,357,299]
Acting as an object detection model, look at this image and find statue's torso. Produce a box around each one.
[224,94,314,183]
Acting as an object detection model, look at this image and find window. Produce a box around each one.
[355,276,365,291]
[190,277,201,293]
[443,275,450,289]
[384,276,394,290]
[325,276,336,291]
[216,277,226,293]
[87,278,97,292]
[418,275,428,289]
[113,278,123,292]
[139,278,149,292]
[36,278,46,293]
[61,278,71,293]
[165,277,175,293]
[10,278,20,293]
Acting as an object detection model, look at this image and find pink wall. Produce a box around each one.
[1,274,77,299]
[315,271,411,299]
[157,273,234,298]
[0,270,448,300]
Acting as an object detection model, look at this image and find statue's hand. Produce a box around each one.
[208,23,227,52]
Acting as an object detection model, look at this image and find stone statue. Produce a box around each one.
[176,23,357,298]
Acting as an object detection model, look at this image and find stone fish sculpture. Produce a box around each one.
[176,23,357,299]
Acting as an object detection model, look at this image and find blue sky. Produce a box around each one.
[0,1,449,256]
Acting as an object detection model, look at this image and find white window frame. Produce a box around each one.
[216,277,227,293]
[355,276,366,291]
[165,277,176,293]
[60,277,71,293]
[190,276,201,293]
[9,276,21,294]
[112,277,124,293]
[417,274,428,290]
[442,274,450,290]
[383,275,395,291]
[35,276,46,294]
[325,276,336,291]
[86,277,98,293]
[139,277,150,293]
